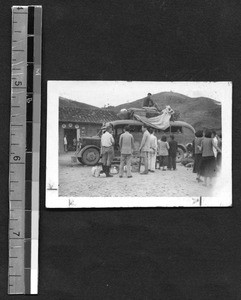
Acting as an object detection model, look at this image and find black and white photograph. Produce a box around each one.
[46,81,231,208]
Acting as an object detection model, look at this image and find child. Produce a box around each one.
[157,135,169,171]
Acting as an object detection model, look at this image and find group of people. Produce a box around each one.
[100,124,222,185]
[193,130,222,187]
[139,125,178,174]
[100,124,178,178]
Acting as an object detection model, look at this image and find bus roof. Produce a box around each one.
[170,120,195,132]
[107,119,195,132]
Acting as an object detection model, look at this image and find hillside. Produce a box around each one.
[114,92,221,131]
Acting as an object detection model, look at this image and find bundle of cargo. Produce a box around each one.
[134,105,175,130]
[117,108,130,120]
[117,107,160,120]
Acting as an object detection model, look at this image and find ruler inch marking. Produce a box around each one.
[12,86,27,89]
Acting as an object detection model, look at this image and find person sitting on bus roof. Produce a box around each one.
[143,93,158,110]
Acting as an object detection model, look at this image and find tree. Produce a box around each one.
[102,103,115,110]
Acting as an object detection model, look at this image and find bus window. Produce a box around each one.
[156,128,167,134]
[171,126,182,133]
[116,126,124,136]
[129,125,142,133]
[114,126,124,148]
[130,125,143,150]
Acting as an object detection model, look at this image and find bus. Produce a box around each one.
[75,119,195,166]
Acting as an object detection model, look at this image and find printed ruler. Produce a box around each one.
[8,6,42,294]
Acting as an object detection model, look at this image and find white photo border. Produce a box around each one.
[46,81,232,208]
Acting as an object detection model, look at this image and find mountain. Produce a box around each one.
[59,93,221,131]
[59,97,98,110]
[114,92,221,131]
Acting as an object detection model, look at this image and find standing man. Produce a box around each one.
[139,125,151,174]
[148,128,157,172]
[64,135,68,152]
[101,125,115,177]
[119,125,135,178]
[168,135,178,170]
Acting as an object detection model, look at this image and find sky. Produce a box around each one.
[48,81,231,108]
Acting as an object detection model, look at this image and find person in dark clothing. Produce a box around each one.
[193,130,204,181]
[168,135,178,170]
[73,138,77,151]
[157,135,169,171]
[143,93,158,109]
[216,133,222,169]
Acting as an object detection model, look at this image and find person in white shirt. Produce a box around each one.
[139,125,151,174]
[212,131,218,159]
[64,135,68,152]
[148,128,157,172]
[101,125,115,177]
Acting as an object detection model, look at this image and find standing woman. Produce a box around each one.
[193,130,204,182]
[216,133,222,170]
[199,130,221,186]
[157,135,169,171]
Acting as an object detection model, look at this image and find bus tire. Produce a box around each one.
[81,147,100,166]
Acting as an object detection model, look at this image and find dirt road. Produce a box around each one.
[59,153,216,198]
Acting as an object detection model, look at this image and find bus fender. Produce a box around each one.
[177,144,187,152]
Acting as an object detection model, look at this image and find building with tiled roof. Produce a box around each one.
[59,105,119,153]
[59,106,118,124]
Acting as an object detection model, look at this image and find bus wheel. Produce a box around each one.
[81,148,100,166]
[176,146,185,163]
